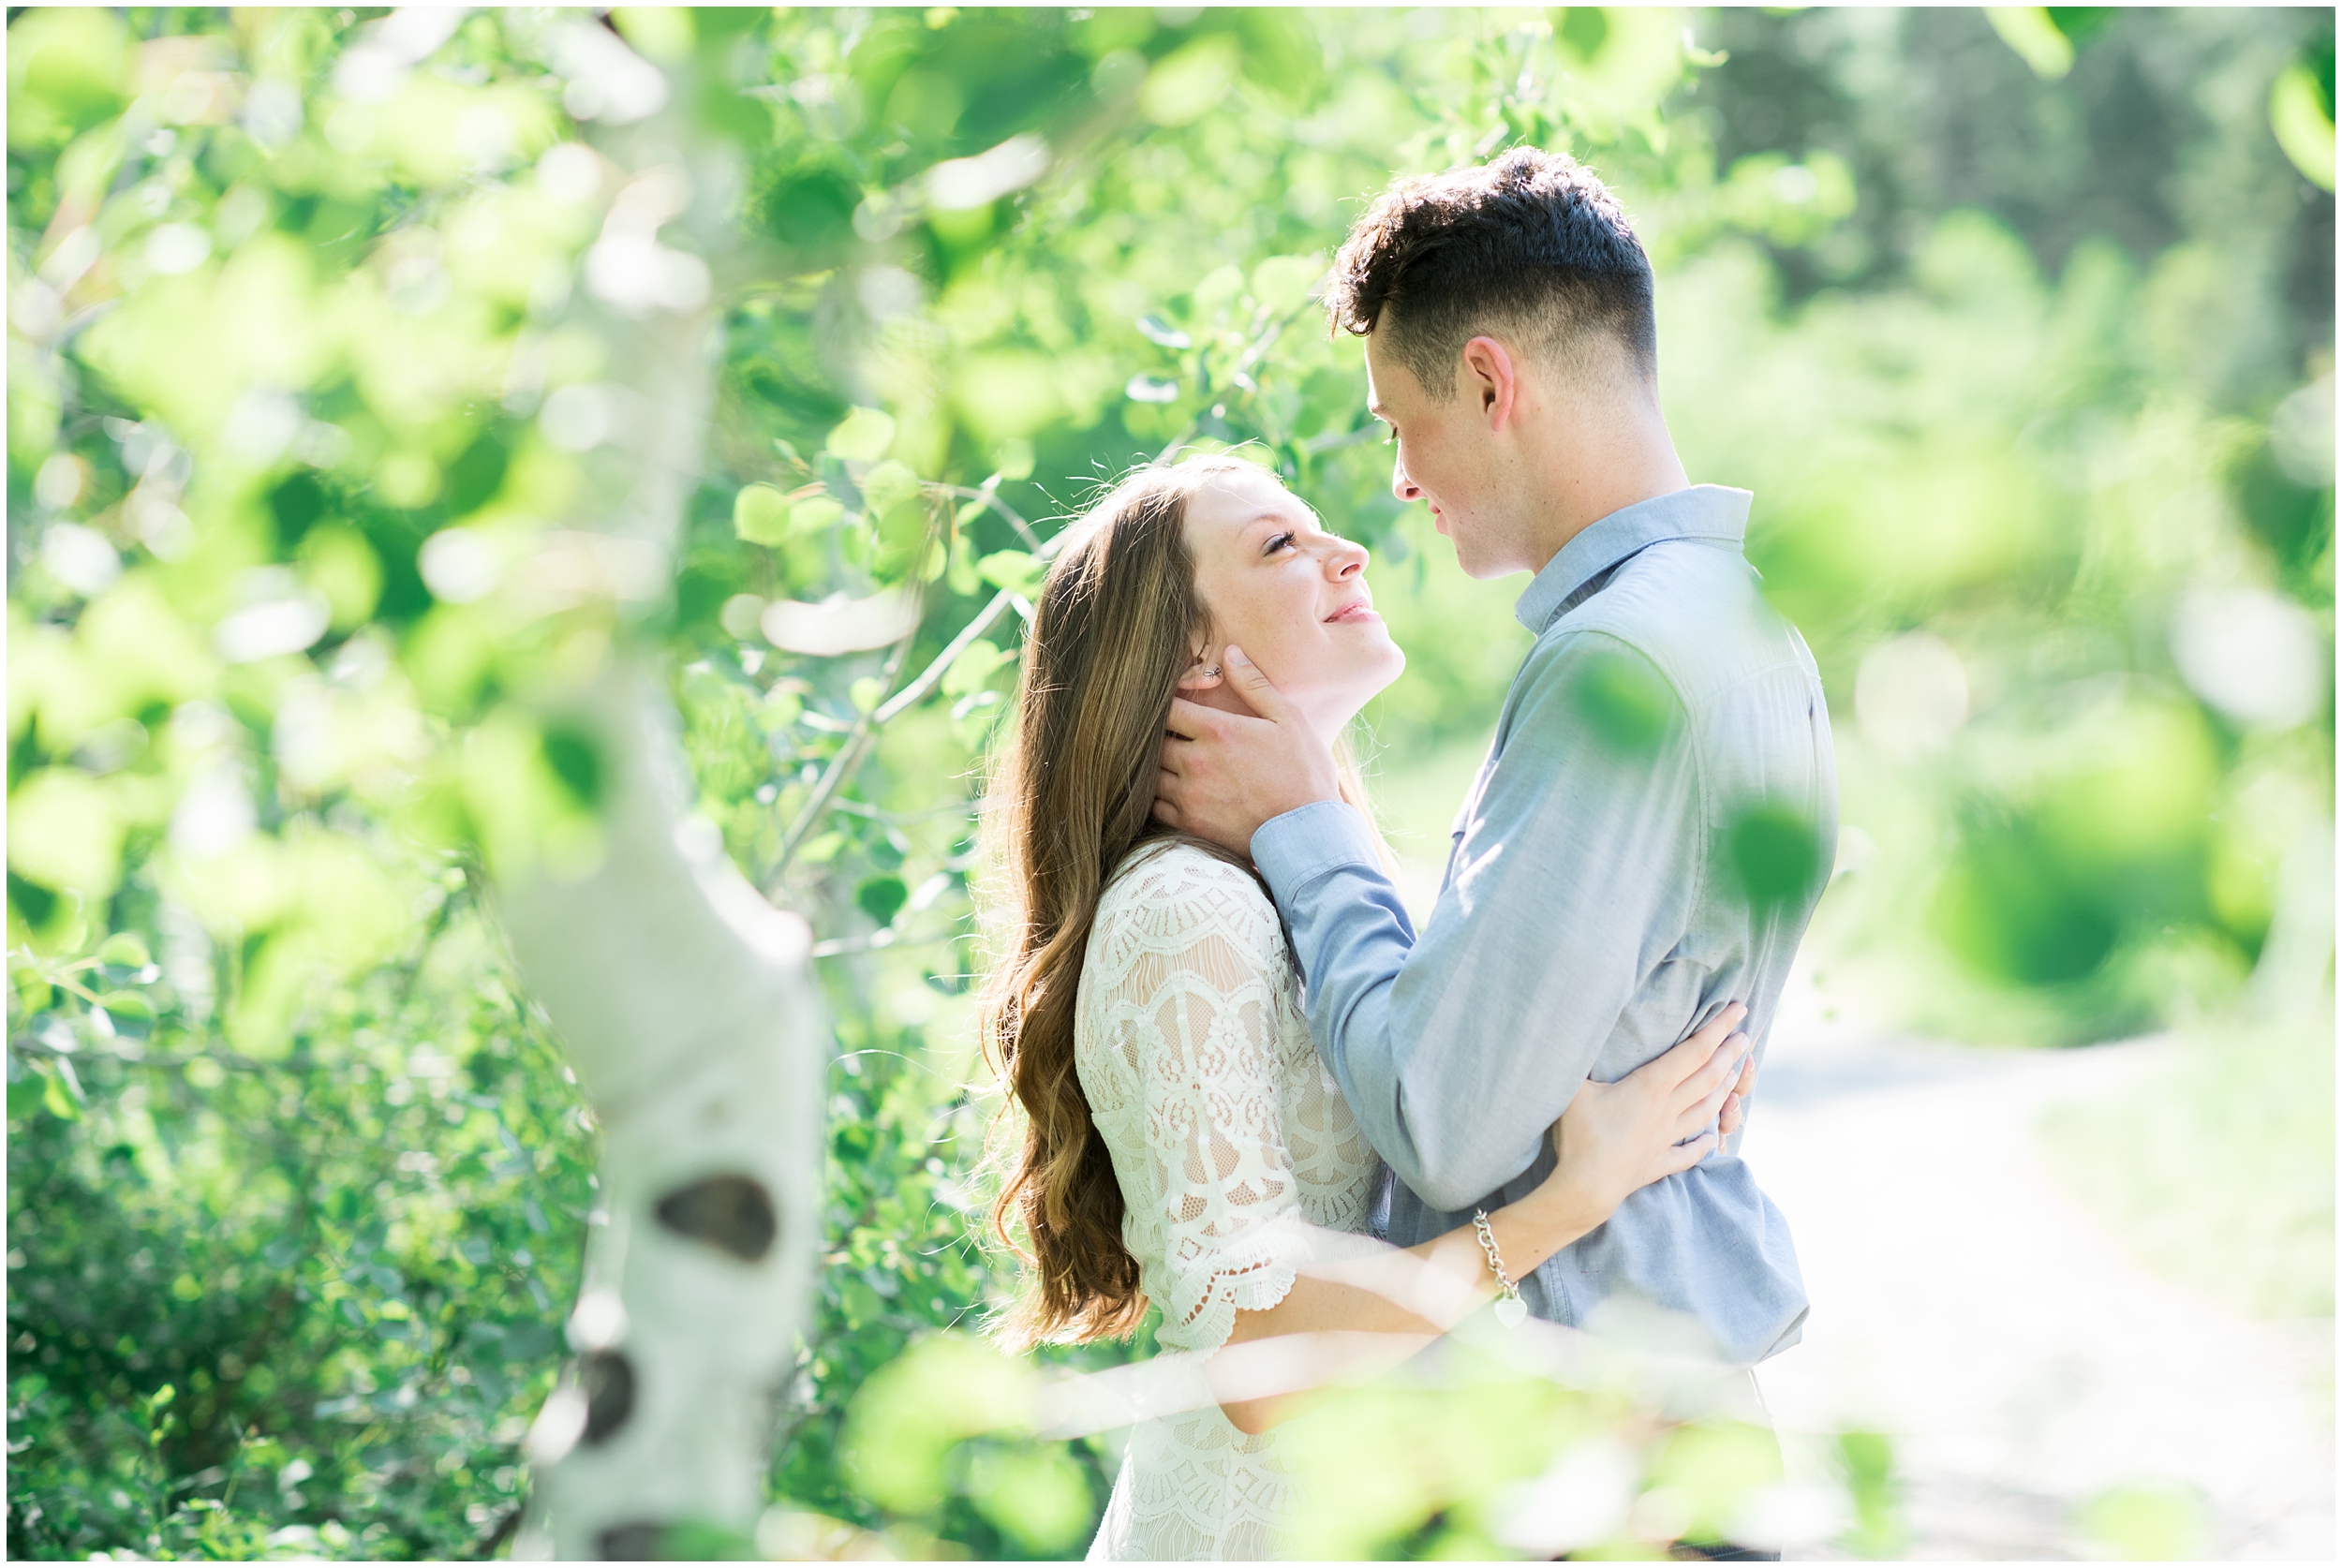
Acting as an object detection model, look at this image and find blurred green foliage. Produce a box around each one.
[6,6,2331,1561]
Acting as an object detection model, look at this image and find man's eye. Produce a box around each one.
[1382,424,1397,446]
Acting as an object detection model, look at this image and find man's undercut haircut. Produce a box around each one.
[1326,146,1657,399]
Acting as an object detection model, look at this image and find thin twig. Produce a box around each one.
[824,798,978,823]
[760,618,918,887]
[7,1034,273,1074]
[940,483,1045,552]
[870,591,1018,726]
[808,919,970,959]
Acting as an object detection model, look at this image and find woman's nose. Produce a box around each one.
[1326,537,1368,578]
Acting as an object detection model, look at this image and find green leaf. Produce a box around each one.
[39,1062,81,1122]
[975,549,1045,599]
[540,722,604,810]
[6,769,122,900]
[1558,6,1609,64]
[1985,7,2076,80]
[96,932,150,970]
[1722,803,1827,919]
[1191,262,1245,320]
[826,407,897,463]
[858,460,923,516]
[941,639,1013,699]
[966,1446,1093,1555]
[792,496,848,534]
[1140,35,1239,126]
[855,876,908,927]
[734,483,794,546]
[1565,649,1675,757]
[1249,254,1325,307]
[2271,61,2336,191]
[95,990,155,1021]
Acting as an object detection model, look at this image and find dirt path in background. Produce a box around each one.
[1744,1024,2335,1561]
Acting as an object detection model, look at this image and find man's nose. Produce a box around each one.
[1391,451,1421,503]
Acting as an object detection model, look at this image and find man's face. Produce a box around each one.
[1364,329,1519,580]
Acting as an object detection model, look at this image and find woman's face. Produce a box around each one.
[1180,466,1405,735]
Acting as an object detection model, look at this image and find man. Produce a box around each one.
[1154,150,1835,1424]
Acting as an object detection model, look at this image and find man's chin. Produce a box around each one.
[1449,540,1501,581]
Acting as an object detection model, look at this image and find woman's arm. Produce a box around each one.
[1209,1003,1753,1434]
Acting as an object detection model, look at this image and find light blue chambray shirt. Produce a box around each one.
[1252,484,1835,1367]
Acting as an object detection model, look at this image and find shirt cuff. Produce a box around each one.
[1250,799,1383,902]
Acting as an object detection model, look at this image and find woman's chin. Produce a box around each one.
[1323,658,1406,728]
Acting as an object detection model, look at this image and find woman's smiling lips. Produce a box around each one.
[1324,599,1380,625]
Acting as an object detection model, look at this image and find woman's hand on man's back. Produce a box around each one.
[1538,1002,1753,1224]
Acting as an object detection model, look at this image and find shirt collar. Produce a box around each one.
[1513,484,1754,634]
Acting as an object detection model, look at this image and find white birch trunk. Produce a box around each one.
[498,670,823,1560]
[478,31,826,1554]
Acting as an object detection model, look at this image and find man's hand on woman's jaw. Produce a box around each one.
[1154,646,1342,855]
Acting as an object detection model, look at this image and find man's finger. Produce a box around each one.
[1151,798,1179,827]
[1222,646,1300,723]
[1157,767,1182,801]
[1163,696,1223,743]
[1718,1090,1744,1139]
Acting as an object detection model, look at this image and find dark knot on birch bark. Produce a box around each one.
[594,1520,668,1559]
[653,1172,778,1261]
[580,1349,636,1446]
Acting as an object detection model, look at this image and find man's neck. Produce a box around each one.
[1519,405,1690,573]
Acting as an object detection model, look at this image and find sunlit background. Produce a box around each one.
[7,7,2332,1561]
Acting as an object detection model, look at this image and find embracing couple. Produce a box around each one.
[980,149,1836,1561]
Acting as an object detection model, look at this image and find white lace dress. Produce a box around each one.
[1075,842,1381,1561]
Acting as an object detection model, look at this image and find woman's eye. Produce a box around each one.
[1263,532,1296,555]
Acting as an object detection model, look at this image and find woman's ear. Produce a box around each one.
[1177,651,1226,692]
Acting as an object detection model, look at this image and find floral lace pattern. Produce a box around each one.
[1075,843,1379,1561]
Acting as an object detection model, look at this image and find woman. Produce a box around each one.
[981,455,1753,1561]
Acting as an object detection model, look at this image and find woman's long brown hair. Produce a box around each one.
[979,455,1375,1350]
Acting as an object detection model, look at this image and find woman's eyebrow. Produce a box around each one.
[1241,509,1323,535]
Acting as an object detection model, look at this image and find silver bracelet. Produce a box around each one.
[1472,1207,1529,1328]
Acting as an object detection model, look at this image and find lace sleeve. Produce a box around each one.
[1093,851,1313,1354]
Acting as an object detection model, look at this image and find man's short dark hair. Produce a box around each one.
[1325,147,1656,398]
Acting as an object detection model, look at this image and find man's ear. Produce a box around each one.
[1459,335,1519,434]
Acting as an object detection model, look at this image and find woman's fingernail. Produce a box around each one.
[1226,645,1250,666]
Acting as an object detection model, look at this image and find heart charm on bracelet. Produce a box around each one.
[1493,1295,1528,1329]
